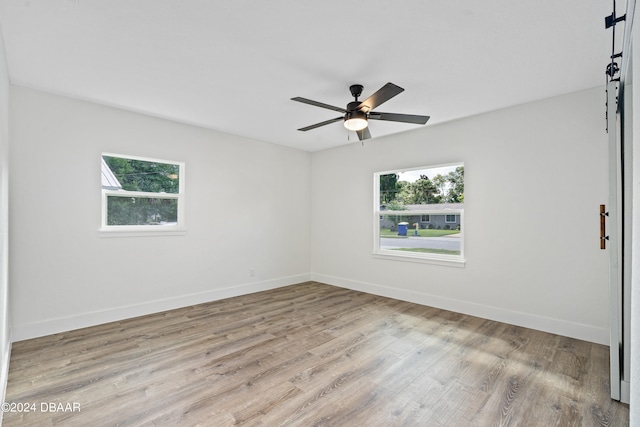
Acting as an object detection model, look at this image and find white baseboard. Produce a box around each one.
[0,337,11,425]
[10,272,609,346]
[11,274,311,342]
[311,273,609,345]
[621,380,630,404]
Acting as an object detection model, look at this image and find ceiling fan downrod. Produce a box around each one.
[349,84,364,102]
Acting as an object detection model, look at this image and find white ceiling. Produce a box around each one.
[0,0,615,152]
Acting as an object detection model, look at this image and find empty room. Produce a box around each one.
[0,1,638,426]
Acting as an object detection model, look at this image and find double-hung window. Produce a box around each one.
[374,163,464,266]
[101,153,185,235]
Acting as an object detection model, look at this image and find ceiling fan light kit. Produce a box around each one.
[292,82,430,141]
[344,110,368,131]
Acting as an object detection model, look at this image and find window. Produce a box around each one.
[374,163,464,266]
[101,153,185,235]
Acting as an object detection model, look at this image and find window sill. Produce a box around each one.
[98,227,187,238]
[372,251,465,268]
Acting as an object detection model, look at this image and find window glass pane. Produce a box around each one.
[376,163,464,261]
[107,196,178,226]
[380,165,464,206]
[102,155,179,194]
[379,214,461,255]
[101,153,184,232]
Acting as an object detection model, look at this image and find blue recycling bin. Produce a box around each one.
[397,222,408,236]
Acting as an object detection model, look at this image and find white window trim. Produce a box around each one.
[445,214,457,223]
[99,153,186,237]
[420,214,431,223]
[373,165,465,267]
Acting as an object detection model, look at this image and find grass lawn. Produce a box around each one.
[392,248,461,255]
[380,228,460,238]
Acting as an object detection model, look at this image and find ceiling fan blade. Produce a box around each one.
[369,112,430,125]
[291,97,347,113]
[356,127,372,141]
[356,82,404,113]
[297,116,343,131]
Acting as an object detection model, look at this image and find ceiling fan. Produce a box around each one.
[291,82,430,141]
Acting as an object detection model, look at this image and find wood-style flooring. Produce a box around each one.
[3,282,629,426]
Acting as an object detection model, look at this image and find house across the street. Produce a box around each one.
[380,203,463,230]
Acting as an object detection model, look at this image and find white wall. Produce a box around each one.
[0,18,10,414]
[631,79,639,427]
[311,87,610,344]
[9,86,311,340]
[629,5,639,423]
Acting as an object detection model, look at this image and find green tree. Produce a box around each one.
[103,156,180,225]
[379,173,399,204]
[386,200,405,210]
[446,166,464,203]
[107,197,177,225]
[382,166,464,206]
[412,175,440,204]
[103,156,179,193]
[432,174,449,201]
[396,180,413,205]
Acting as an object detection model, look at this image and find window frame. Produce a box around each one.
[420,214,431,223]
[100,153,186,237]
[445,214,457,223]
[373,164,465,267]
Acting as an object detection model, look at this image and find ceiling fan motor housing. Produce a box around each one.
[346,101,363,112]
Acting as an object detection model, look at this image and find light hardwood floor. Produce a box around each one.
[3,282,629,426]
